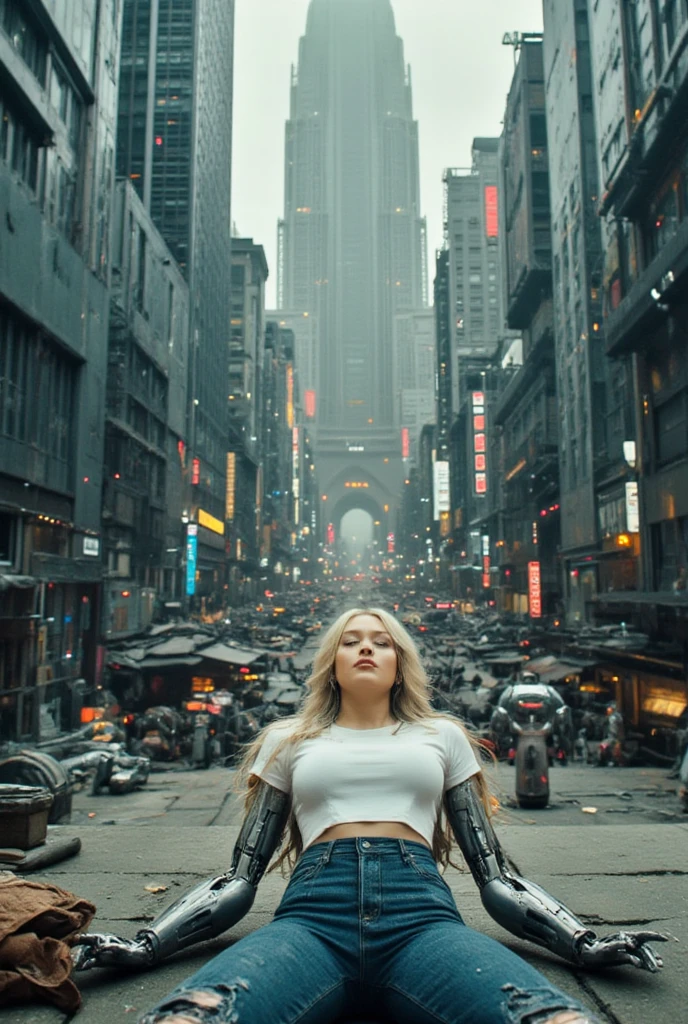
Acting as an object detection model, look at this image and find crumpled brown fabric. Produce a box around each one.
[0,875,95,1011]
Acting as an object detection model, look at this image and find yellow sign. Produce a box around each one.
[226,452,236,521]
[192,677,215,693]
[286,364,294,428]
[198,509,225,535]
[345,482,369,489]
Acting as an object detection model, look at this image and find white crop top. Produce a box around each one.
[249,718,481,850]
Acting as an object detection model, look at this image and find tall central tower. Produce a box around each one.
[280,0,426,459]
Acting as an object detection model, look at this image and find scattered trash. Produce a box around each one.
[616,791,633,800]
[144,884,168,894]
[581,806,598,814]
[87,812,96,818]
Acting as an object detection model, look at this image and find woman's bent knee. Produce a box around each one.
[138,983,250,1024]
[502,984,601,1024]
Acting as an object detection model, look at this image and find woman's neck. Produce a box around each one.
[335,703,397,730]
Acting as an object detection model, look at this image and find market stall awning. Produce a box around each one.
[107,654,202,670]
[527,656,593,683]
[146,637,198,656]
[198,643,263,666]
[0,575,37,592]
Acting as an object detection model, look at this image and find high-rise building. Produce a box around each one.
[496,37,561,617]
[591,1,688,653]
[543,0,634,624]
[279,0,427,534]
[393,309,436,463]
[117,0,235,602]
[103,182,190,638]
[436,141,514,594]
[0,0,121,740]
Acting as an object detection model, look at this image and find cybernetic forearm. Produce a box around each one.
[138,781,291,963]
[445,779,595,964]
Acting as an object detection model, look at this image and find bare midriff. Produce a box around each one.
[310,821,431,849]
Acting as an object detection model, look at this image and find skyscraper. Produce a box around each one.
[118,0,235,600]
[280,0,426,476]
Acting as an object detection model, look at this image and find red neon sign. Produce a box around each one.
[528,561,542,619]
[475,473,487,494]
[475,454,486,471]
[305,390,316,418]
[401,427,410,459]
[191,458,200,485]
[485,186,498,237]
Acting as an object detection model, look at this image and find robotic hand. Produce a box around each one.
[445,778,669,974]
[71,933,155,971]
[577,930,668,972]
[71,780,290,972]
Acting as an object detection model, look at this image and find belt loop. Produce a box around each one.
[320,841,335,865]
[398,838,410,864]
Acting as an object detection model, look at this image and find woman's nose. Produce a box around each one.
[359,641,373,654]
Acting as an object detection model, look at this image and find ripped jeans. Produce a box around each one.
[139,838,600,1024]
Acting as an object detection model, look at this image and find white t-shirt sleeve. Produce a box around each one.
[441,719,481,790]
[249,724,293,794]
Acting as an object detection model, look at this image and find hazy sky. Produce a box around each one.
[233,0,544,307]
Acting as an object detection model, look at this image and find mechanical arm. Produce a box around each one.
[72,781,290,971]
[444,777,667,972]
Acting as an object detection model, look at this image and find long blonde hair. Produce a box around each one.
[235,607,494,873]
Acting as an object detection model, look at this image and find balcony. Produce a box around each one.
[605,217,688,356]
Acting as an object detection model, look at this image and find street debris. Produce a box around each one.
[581,807,598,814]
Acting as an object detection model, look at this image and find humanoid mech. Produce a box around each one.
[489,681,574,761]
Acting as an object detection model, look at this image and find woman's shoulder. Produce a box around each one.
[412,715,473,745]
[411,714,466,733]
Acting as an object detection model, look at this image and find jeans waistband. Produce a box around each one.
[299,837,436,865]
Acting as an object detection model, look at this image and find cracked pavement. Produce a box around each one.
[7,759,687,1023]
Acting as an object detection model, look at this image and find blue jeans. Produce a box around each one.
[139,838,599,1024]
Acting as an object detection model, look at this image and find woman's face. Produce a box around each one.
[334,613,398,697]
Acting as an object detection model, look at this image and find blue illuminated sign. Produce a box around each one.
[186,524,198,596]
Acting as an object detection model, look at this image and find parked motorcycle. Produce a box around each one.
[130,706,184,762]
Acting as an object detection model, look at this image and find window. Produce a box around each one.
[655,390,687,465]
[646,181,680,259]
[1,0,47,84]
[0,95,40,191]
[0,304,76,467]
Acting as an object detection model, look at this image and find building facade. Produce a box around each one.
[496,37,562,617]
[392,308,436,463]
[117,0,235,605]
[543,0,635,624]
[0,0,121,740]
[438,140,514,598]
[592,0,688,647]
[103,181,189,638]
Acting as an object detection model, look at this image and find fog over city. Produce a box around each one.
[234,0,544,305]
